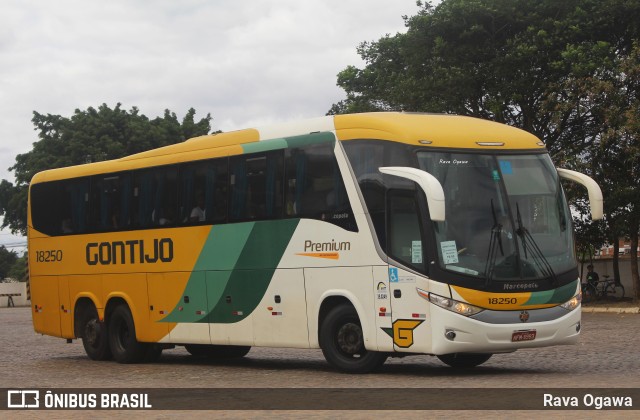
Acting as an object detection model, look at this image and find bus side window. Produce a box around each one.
[179,158,228,225]
[387,188,425,272]
[285,143,356,231]
[31,181,63,236]
[133,166,178,228]
[66,179,89,234]
[230,151,283,222]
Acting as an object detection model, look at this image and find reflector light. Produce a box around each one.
[476,142,505,146]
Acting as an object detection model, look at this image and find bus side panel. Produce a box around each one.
[389,266,432,353]
[101,273,151,342]
[168,271,210,344]
[208,270,255,346]
[58,276,74,339]
[146,273,174,343]
[253,268,309,348]
[68,275,104,319]
[372,266,394,352]
[31,275,61,337]
[304,266,376,350]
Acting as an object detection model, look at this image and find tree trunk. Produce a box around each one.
[613,240,621,284]
[629,218,639,301]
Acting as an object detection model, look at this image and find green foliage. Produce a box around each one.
[334,0,640,294]
[0,104,212,235]
[0,246,17,280]
[7,253,27,282]
[331,0,640,153]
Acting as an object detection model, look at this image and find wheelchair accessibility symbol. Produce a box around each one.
[389,267,399,282]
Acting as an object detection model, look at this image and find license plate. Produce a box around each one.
[512,330,536,342]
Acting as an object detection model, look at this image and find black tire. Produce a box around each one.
[319,304,387,373]
[108,304,148,364]
[185,344,251,359]
[437,353,492,368]
[605,283,625,301]
[582,284,596,303]
[80,307,112,361]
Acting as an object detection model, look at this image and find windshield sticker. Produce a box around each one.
[412,241,423,264]
[439,158,469,166]
[440,241,459,264]
[499,160,513,175]
[492,169,500,181]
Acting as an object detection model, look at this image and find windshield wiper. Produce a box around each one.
[484,199,504,286]
[515,203,558,286]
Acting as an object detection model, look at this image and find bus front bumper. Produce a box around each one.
[428,304,581,355]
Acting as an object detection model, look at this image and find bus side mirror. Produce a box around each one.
[557,168,604,220]
[379,167,445,222]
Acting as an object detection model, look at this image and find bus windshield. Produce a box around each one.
[417,152,575,282]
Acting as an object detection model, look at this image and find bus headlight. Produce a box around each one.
[560,291,581,311]
[417,289,484,316]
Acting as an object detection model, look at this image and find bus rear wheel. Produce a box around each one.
[108,304,148,364]
[319,304,387,373]
[80,308,112,361]
[185,344,251,358]
[437,353,492,368]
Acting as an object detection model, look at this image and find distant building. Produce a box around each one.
[596,238,640,258]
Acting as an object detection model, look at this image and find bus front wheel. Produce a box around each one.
[108,304,148,363]
[319,304,387,373]
[437,353,492,368]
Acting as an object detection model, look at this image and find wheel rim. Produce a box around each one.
[84,319,100,348]
[336,322,364,357]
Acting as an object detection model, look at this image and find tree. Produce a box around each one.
[0,246,17,280]
[332,0,640,297]
[554,41,640,296]
[7,253,27,282]
[0,104,212,235]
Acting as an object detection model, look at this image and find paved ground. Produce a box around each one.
[1,307,638,417]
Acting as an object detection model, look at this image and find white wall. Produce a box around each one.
[582,259,637,298]
[0,282,29,307]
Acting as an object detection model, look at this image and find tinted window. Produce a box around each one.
[31,179,89,236]
[285,142,356,231]
[133,166,178,228]
[89,173,133,231]
[342,140,415,238]
[230,151,283,222]
[31,141,358,235]
[387,189,425,272]
[179,159,228,225]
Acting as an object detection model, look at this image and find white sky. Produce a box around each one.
[0,0,418,250]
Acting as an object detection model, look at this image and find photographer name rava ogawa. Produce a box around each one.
[544,393,633,409]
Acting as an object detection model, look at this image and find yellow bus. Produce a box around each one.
[28,112,602,373]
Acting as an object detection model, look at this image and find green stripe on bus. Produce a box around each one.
[162,223,254,323]
[163,219,300,324]
[241,138,288,154]
[202,219,299,323]
[285,132,335,148]
[523,280,577,305]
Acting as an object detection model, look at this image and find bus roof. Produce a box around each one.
[31,112,544,184]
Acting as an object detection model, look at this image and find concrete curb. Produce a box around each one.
[582,307,640,314]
